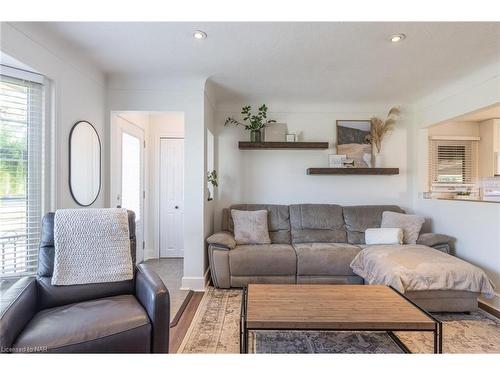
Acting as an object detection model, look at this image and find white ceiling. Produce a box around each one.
[34,22,500,103]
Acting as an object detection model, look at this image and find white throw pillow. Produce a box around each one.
[365,228,403,245]
[381,211,425,244]
[231,209,271,245]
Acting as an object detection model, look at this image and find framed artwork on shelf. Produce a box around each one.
[336,120,372,168]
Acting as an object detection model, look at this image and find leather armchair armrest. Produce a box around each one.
[0,277,37,352]
[135,263,170,353]
[417,233,454,253]
[206,231,236,250]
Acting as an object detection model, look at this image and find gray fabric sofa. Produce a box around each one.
[207,204,478,312]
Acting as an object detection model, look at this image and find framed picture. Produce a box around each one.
[264,123,287,142]
[336,120,372,167]
[286,133,296,142]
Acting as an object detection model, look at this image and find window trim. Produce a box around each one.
[0,65,52,278]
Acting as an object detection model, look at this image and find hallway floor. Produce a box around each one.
[143,258,190,324]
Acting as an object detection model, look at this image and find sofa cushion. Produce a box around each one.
[381,211,425,244]
[343,205,405,244]
[231,209,271,245]
[294,243,361,276]
[229,244,296,276]
[290,204,346,243]
[222,204,291,244]
[13,295,151,353]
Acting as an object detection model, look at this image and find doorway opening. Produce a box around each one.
[110,111,189,323]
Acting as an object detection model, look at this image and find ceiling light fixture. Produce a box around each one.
[193,30,207,40]
[390,33,406,43]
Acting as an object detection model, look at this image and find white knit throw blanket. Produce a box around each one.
[52,208,133,285]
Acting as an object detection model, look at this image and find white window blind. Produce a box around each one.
[429,138,478,191]
[0,73,44,278]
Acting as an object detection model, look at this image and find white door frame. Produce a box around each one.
[109,112,146,263]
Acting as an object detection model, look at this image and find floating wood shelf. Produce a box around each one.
[307,168,400,175]
[239,141,329,150]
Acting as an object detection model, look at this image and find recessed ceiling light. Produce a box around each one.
[390,33,406,43]
[193,30,207,40]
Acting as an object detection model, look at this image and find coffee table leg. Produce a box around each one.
[434,321,443,354]
[387,331,411,353]
[240,287,248,354]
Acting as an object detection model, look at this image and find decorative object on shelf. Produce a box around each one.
[363,153,372,168]
[286,133,296,142]
[225,104,276,143]
[368,107,400,166]
[374,153,384,168]
[264,123,287,141]
[329,154,346,168]
[343,159,355,168]
[336,120,372,167]
[207,169,218,201]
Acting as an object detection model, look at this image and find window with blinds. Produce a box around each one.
[429,138,479,191]
[0,72,44,278]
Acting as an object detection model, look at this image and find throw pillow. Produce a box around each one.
[231,209,271,245]
[365,228,403,245]
[381,211,425,244]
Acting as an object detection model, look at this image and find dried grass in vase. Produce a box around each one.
[368,107,400,154]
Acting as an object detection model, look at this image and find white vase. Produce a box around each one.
[374,153,384,168]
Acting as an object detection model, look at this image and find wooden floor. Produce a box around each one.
[169,291,204,353]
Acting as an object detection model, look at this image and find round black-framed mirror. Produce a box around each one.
[69,121,101,206]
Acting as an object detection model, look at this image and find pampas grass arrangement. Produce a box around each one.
[369,107,400,154]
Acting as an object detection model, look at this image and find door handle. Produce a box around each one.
[175,206,179,209]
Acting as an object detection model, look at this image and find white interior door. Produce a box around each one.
[159,138,184,257]
[114,118,145,261]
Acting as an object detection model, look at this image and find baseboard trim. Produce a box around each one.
[181,276,205,291]
[170,290,194,328]
[479,301,500,319]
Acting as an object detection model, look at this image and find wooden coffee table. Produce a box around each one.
[240,284,442,354]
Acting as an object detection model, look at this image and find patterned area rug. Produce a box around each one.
[177,287,500,354]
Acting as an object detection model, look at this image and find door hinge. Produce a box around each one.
[142,241,145,249]
[143,140,146,148]
[143,190,146,199]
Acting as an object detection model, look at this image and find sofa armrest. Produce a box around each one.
[135,263,170,353]
[207,231,236,250]
[0,277,37,352]
[417,233,454,252]
[208,245,231,288]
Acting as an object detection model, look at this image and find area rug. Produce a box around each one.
[177,287,500,354]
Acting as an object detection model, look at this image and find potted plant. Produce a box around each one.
[368,107,400,167]
[207,169,218,201]
[225,104,275,142]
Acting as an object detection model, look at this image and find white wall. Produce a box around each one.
[106,74,208,291]
[1,22,106,209]
[214,103,410,230]
[428,121,479,137]
[411,61,500,309]
[204,83,217,275]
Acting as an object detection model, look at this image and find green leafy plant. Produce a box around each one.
[225,104,275,131]
[207,170,218,188]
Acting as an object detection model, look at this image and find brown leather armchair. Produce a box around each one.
[0,211,170,353]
